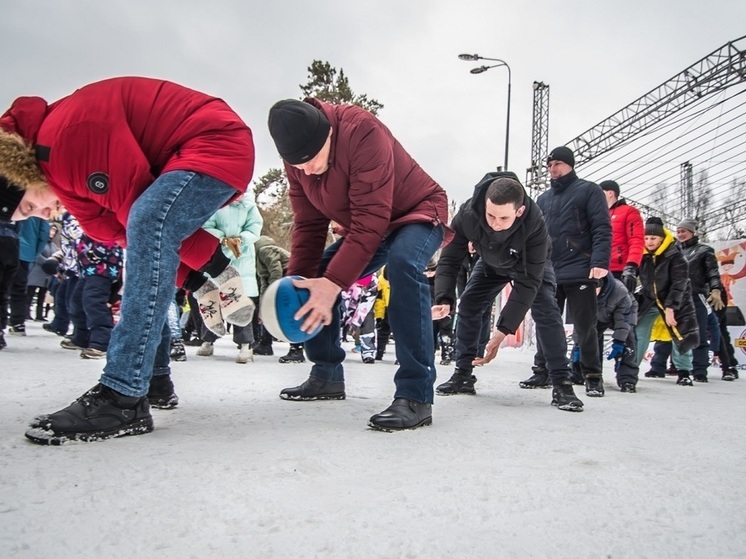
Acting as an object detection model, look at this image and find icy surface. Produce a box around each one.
[2,321,746,558]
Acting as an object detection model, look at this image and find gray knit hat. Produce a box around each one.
[677,218,697,233]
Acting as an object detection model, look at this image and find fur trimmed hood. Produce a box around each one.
[0,129,48,192]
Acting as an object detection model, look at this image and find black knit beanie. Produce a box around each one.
[599,180,620,196]
[547,146,575,168]
[0,176,24,222]
[268,100,331,165]
[645,216,665,237]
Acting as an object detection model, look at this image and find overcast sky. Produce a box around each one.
[2,1,744,203]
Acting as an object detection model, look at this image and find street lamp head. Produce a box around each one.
[470,66,489,74]
[458,53,480,61]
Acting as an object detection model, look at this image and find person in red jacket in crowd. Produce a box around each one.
[267,98,452,431]
[599,180,644,293]
[0,77,255,444]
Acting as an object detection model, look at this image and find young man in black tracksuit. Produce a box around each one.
[432,172,583,412]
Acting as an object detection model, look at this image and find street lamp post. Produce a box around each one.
[458,53,512,171]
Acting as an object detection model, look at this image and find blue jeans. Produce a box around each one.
[305,223,444,404]
[100,172,235,396]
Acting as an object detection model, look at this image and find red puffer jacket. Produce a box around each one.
[285,98,451,289]
[0,77,254,279]
[609,199,644,273]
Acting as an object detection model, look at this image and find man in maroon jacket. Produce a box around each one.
[0,77,256,444]
[599,180,644,293]
[268,98,451,431]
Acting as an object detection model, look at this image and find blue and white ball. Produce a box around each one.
[259,276,322,344]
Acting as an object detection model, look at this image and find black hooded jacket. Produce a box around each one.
[435,171,550,335]
[639,229,699,353]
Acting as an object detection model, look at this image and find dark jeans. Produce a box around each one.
[459,259,571,383]
[9,260,30,327]
[0,236,20,331]
[70,275,114,350]
[305,223,443,404]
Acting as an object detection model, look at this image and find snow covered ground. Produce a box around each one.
[2,320,746,558]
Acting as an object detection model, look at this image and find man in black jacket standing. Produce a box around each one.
[524,146,612,397]
[675,218,724,382]
[432,172,583,412]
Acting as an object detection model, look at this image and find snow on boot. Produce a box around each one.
[585,376,605,397]
[551,382,584,412]
[436,368,477,395]
[170,338,187,362]
[439,339,455,366]
[147,375,179,410]
[279,344,305,363]
[195,279,226,336]
[214,266,255,327]
[25,384,153,445]
[519,368,551,389]
[676,371,693,386]
[236,344,254,364]
[196,341,214,357]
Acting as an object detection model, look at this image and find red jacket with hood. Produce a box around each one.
[0,77,254,280]
[609,199,644,273]
[285,98,452,289]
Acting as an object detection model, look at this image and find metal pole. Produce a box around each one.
[504,67,511,171]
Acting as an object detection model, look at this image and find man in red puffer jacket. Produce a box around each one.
[599,180,644,293]
[0,77,256,445]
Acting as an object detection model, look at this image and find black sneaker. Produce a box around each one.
[722,368,738,381]
[676,372,694,386]
[362,356,375,364]
[278,347,305,363]
[368,398,432,431]
[585,377,605,397]
[620,382,637,393]
[551,382,584,412]
[42,323,66,336]
[253,344,274,356]
[692,374,708,383]
[519,369,551,389]
[436,369,477,395]
[147,375,179,409]
[280,377,345,401]
[25,384,153,445]
[170,338,187,362]
[644,370,666,378]
[9,324,26,336]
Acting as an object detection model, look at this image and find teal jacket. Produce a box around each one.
[203,195,263,297]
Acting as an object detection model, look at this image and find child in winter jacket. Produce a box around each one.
[634,217,699,386]
[66,233,124,359]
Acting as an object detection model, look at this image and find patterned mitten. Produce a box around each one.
[214,265,255,327]
[195,279,226,336]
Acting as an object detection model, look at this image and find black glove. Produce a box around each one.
[621,263,638,293]
[41,257,60,276]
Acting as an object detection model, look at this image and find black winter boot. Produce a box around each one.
[368,398,432,431]
[147,375,179,409]
[676,371,693,386]
[25,384,153,445]
[585,376,605,397]
[279,344,305,363]
[519,367,551,389]
[279,376,346,401]
[436,368,477,395]
[551,382,584,412]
